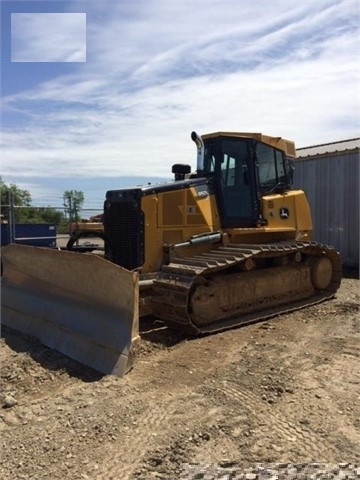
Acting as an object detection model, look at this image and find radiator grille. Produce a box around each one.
[104,199,144,270]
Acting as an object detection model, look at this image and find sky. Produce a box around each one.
[1,0,359,211]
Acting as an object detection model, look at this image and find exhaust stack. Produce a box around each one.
[191,131,204,174]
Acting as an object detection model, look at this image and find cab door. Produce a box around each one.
[215,138,259,228]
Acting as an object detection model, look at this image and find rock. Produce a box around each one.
[3,395,17,408]
[193,472,205,480]
[287,467,298,477]
[245,474,257,480]
[299,418,310,425]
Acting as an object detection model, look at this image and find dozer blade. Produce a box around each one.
[1,244,139,377]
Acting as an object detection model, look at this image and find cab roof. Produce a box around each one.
[201,131,296,158]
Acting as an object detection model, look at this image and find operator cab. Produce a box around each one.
[193,132,295,228]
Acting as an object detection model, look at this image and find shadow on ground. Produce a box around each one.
[1,324,103,382]
[139,316,191,347]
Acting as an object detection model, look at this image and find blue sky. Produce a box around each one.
[1,0,359,211]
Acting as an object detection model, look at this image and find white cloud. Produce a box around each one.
[3,0,359,200]
[11,13,86,62]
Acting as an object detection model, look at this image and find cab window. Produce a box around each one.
[257,142,287,191]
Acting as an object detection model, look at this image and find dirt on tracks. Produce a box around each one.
[1,275,359,479]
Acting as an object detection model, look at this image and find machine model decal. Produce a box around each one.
[193,185,209,199]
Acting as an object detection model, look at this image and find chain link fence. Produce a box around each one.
[1,194,102,247]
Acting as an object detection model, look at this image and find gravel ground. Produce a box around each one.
[1,273,359,479]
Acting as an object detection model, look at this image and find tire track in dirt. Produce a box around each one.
[342,342,360,358]
[210,380,348,459]
[96,392,200,480]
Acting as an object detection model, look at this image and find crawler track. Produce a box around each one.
[151,241,342,334]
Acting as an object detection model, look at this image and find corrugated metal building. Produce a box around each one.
[293,138,359,268]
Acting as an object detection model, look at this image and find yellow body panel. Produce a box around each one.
[141,187,221,272]
[222,190,312,243]
[70,222,104,234]
[141,195,163,272]
[262,191,312,241]
[140,184,312,273]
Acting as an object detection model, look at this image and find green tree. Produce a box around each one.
[0,177,66,226]
[63,190,85,223]
[0,176,32,222]
[21,207,65,225]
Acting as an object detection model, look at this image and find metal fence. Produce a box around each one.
[1,200,102,247]
[293,149,359,268]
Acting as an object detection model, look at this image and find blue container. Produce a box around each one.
[1,223,57,247]
[0,224,9,246]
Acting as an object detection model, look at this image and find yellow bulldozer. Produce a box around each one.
[1,131,341,376]
[66,214,105,251]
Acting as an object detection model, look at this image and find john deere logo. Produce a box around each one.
[280,207,290,220]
